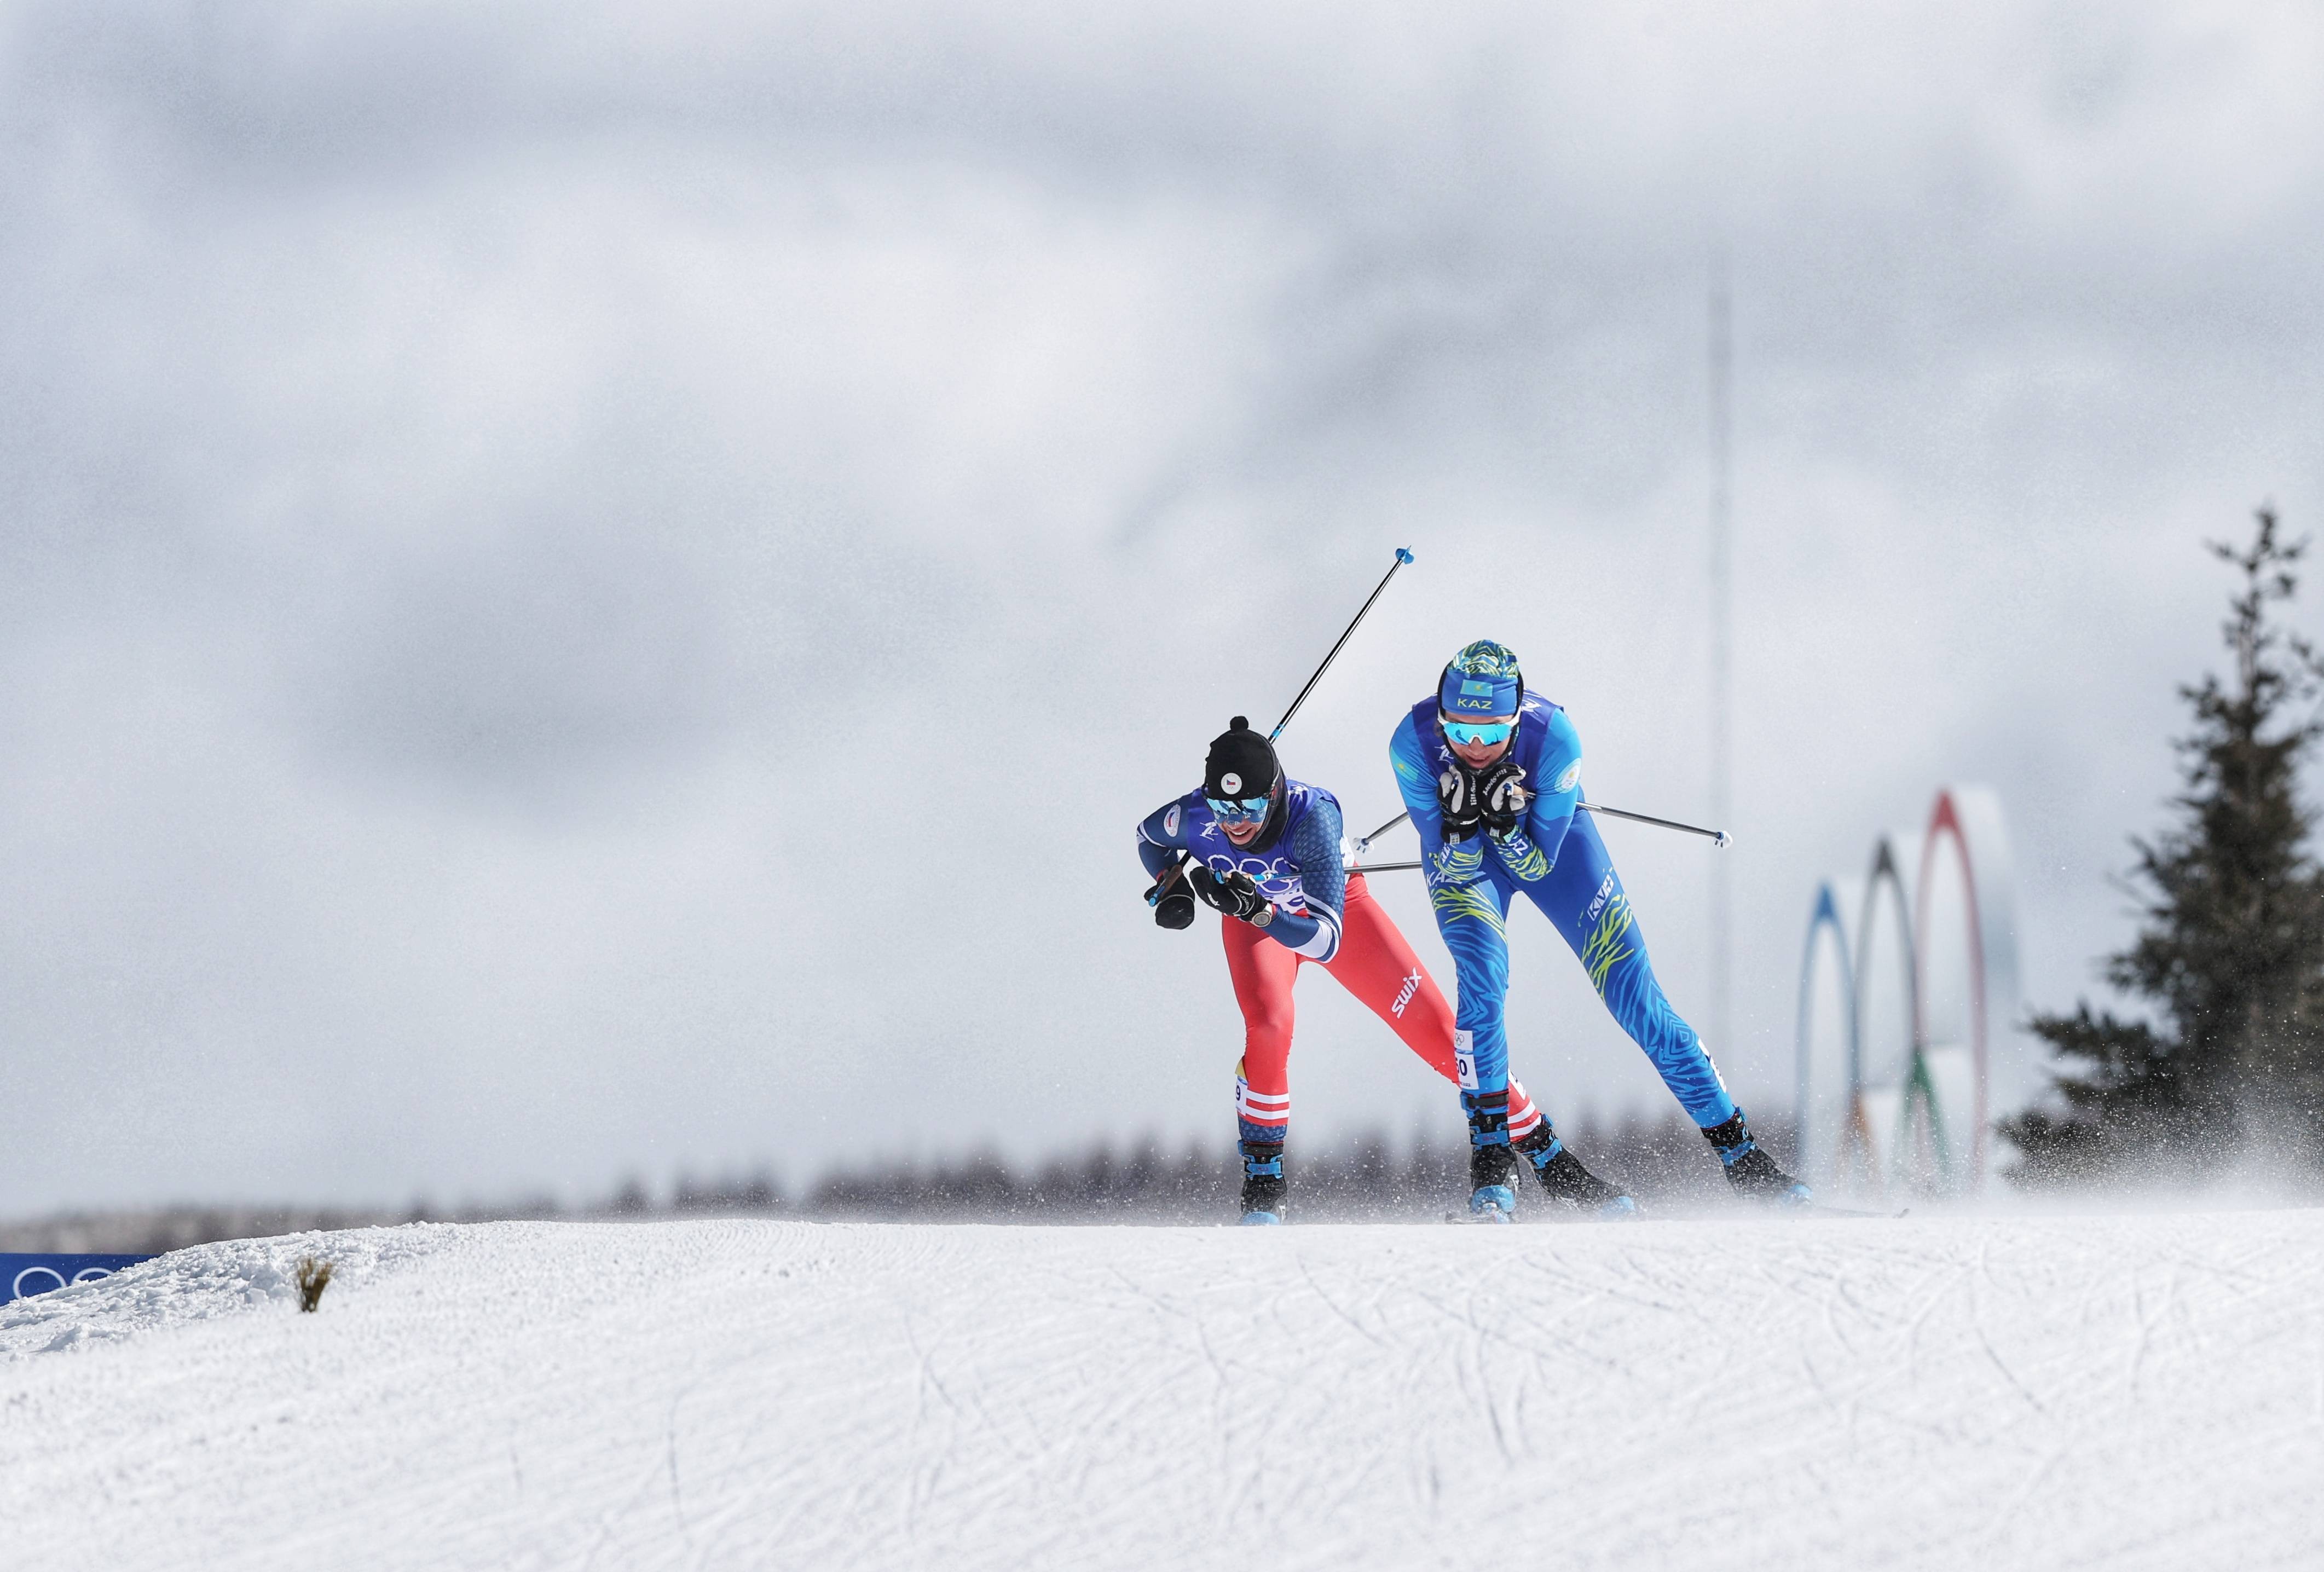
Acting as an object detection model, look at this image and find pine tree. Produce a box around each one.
[2005,507,2324,1182]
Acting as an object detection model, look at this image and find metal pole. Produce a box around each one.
[1349,800,1730,874]
[1709,258,1734,1055]
[1580,800,1731,846]
[1270,548,1414,743]
[1152,548,1416,908]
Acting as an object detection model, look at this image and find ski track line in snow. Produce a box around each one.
[2,1213,2322,1571]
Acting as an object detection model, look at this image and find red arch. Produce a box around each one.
[1913,789,1990,1187]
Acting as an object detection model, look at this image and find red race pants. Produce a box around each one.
[1221,873,1542,1142]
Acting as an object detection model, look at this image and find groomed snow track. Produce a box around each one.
[3,1212,2319,1570]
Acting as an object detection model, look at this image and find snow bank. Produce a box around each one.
[0,1224,460,1357]
[2,1211,2318,1570]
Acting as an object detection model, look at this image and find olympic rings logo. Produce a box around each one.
[1203,852,1300,899]
[10,1264,119,1301]
[1795,785,2019,1197]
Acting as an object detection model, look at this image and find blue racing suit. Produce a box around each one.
[1135,782,1346,963]
[1388,693,1737,1130]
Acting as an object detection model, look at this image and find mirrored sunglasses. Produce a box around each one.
[1442,719,1516,747]
[1205,794,1272,824]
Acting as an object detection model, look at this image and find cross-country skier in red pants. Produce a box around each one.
[1137,717,1632,1222]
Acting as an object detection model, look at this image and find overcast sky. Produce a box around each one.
[3,2,2321,1212]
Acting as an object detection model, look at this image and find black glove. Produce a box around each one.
[1436,765,1483,842]
[1187,864,1271,922]
[1146,862,1197,929]
[1478,759,1531,840]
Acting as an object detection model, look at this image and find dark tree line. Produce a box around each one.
[1,1111,1785,1251]
[2007,507,2324,1183]
[779,1107,1764,1222]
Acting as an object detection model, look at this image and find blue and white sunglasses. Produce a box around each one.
[1205,794,1273,824]
[1441,719,1516,747]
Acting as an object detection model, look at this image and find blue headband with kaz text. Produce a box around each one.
[1439,639,1524,718]
[1440,671,1519,716]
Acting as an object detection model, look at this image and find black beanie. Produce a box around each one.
[1204,716,1280,801]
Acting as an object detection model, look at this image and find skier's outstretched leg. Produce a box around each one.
[1528,811,1807,1203]
[1320,873,1547,1141]
[1221,916,1299,1222]
[1426,868,1528,1220]
[1528,811,1733,1123]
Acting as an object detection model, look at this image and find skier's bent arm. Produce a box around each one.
[1135,799,1190,881]
[1388,714,1448,869]
[1519,707,1585,871]
[1261,795,1344,961]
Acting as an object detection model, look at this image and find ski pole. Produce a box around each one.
[1355,796,1732,857]
[1152,548,1417,909]
[1269,547,1414,742]
[1575,801,1731,847]
[1353,810,1409,855]
[1348,801,1731,874]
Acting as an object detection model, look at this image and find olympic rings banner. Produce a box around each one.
[0,1253,153,1305]
[1794,785,2030,1198]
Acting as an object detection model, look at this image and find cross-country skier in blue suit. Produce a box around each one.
[1390,639,1811,1219]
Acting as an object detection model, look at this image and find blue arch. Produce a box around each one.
[1795,881,1860,1178]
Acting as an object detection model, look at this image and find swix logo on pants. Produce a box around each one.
[1391,968,1421,1018]
[1453,1030,1478,1090]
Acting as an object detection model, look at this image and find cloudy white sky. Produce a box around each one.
[3,2,2320,1212]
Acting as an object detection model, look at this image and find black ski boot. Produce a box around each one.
[1514,1125,1637,1217]
[1463,1089,1517,1221]
[1467,1142,1518,1222]
[1238,1140,1286,1225]
[1701,1111,1812,1205]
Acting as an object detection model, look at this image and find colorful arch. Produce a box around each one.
[1793,882,1859,1181]
[1795,788,2022,1198]
[1915,789,1989,1186]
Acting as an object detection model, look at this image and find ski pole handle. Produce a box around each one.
[1146,853,1200,930]
[1146,853,1192,904]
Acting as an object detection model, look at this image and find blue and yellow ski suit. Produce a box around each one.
[1388,693,1737,1131]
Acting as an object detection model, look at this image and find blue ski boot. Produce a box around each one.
[1702,1111,1812,1205]
[1238,1140,1286,1224]
[1515,1125,1637,1218]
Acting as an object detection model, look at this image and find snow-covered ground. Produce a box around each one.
[3,1210,2319,1570]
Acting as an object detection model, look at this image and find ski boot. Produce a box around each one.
[1467,1143,1518,1222]
[1515,1125,1637,1218]
[1701,1111,1812,1205]
[1238,1140,1286,1224]
[1462,1088,1518,1221]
